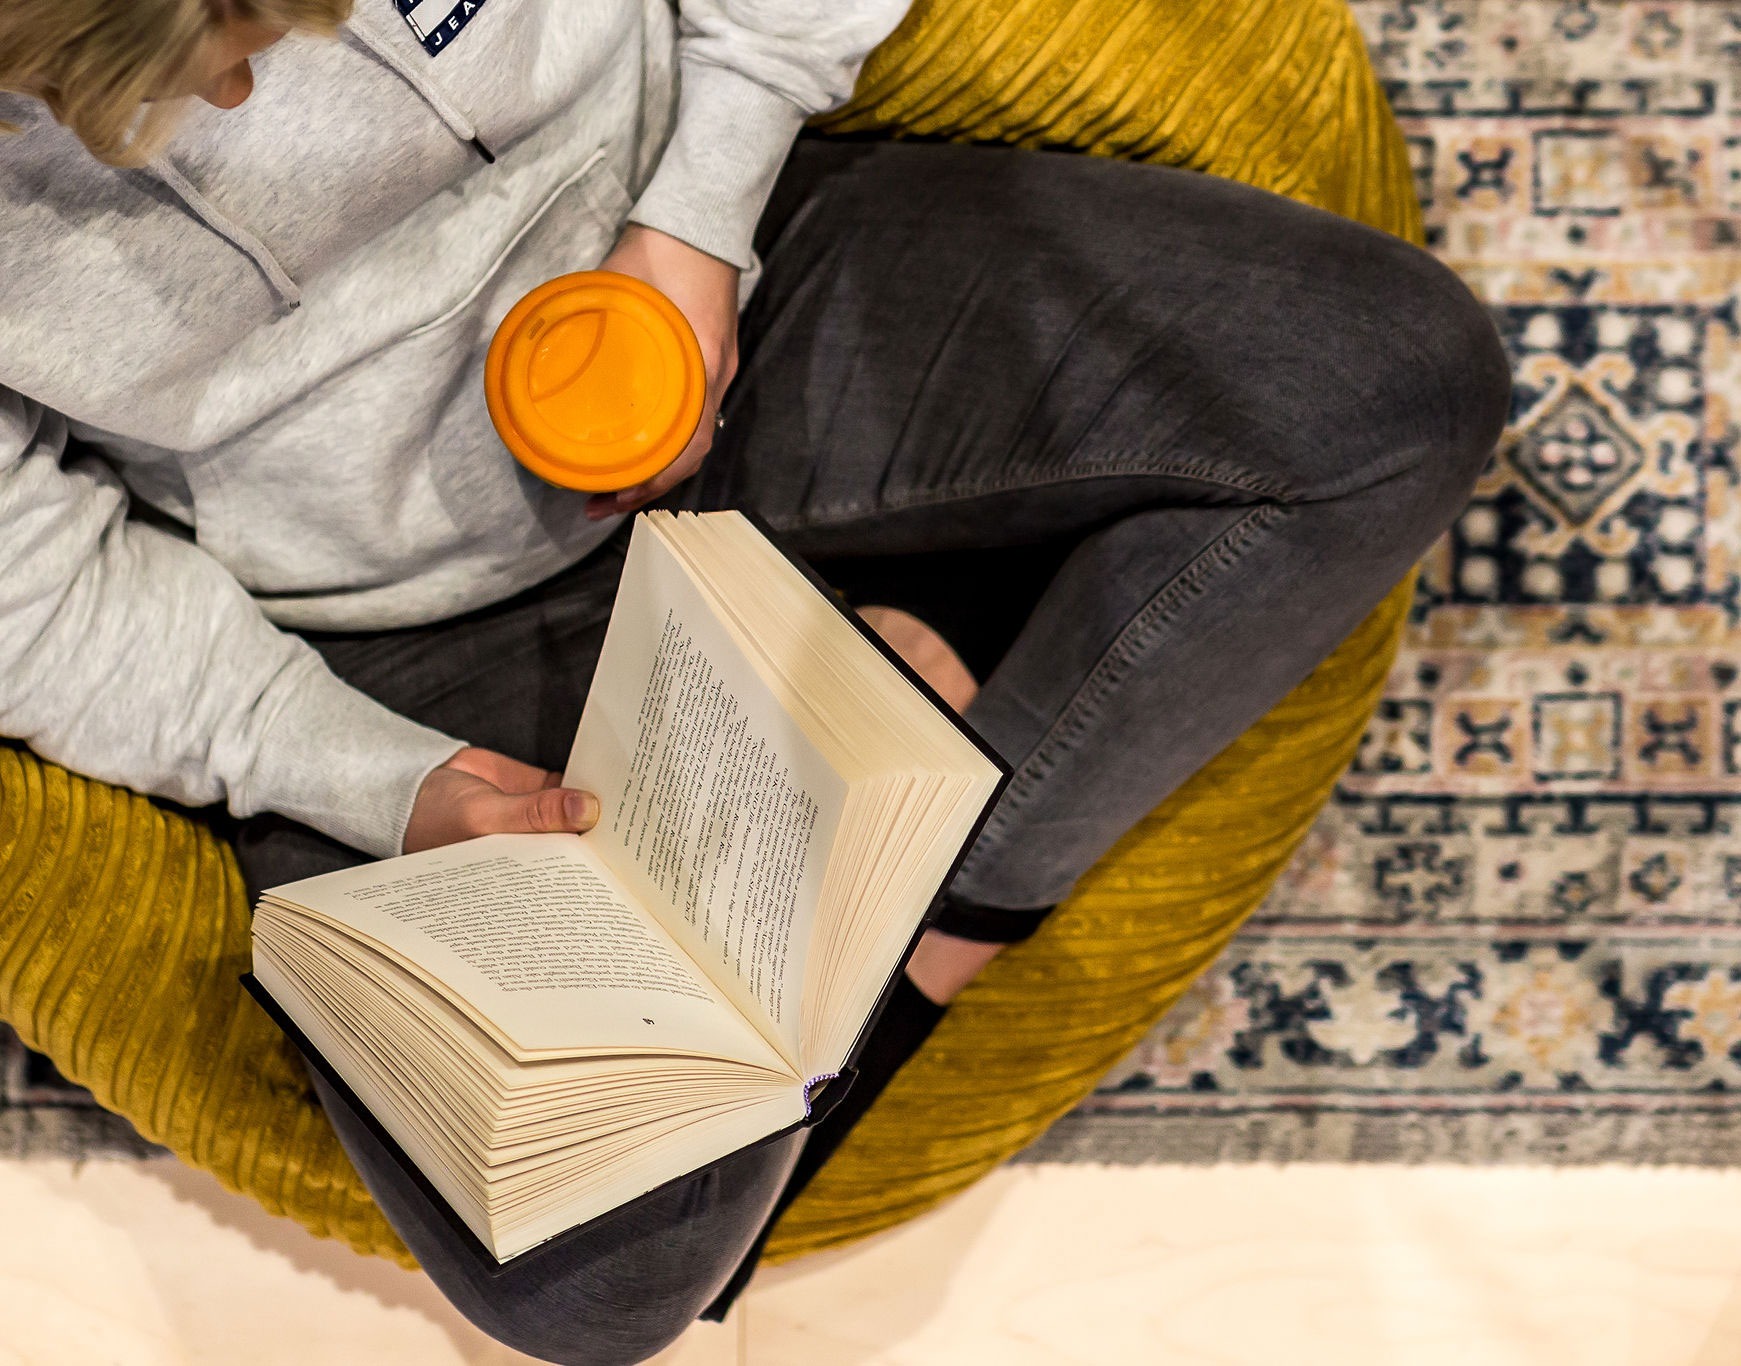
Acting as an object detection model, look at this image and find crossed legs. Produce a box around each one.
[235,139,1507,1363]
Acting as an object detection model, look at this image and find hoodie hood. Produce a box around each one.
[141,13,501,316]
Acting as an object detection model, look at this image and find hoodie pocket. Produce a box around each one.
[181,149,640,599]
[403,149,634,340]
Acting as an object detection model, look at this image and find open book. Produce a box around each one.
[248,511,1006,1263]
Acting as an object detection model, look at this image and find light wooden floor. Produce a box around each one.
[6,1157,1741,1364]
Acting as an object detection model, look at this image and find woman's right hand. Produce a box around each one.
[403,746,599,853]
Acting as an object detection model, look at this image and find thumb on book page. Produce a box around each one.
[492,785,601,837]
[404,751,601,853]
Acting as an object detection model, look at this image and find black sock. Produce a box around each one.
[699,973,948,1321]
[930,890,1057,944]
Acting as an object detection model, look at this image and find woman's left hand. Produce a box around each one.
[585,223,740,520]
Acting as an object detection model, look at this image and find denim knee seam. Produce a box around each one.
[766,457,1292,529]
[765,440,1449,532]
[955,501,1286,891]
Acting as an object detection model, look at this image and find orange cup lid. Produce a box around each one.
[485,271,706,492]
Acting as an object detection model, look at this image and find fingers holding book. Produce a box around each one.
[403,745,601,854]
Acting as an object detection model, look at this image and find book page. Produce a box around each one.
[565,522,846,1060]
[262,833,786,1069]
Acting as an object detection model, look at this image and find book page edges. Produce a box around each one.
[648,512,1009,1077]
[244,973,810,1267]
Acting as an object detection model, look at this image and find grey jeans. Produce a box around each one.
[236,138,1509,1363]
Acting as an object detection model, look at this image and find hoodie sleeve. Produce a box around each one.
[627,0,914,269]
[0,391,465,861]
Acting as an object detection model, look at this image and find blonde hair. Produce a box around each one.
[0,0,352,165]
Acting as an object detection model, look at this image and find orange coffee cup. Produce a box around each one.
[485,271,707,492]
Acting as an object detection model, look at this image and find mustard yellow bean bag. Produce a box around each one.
[0,0,1421,1270]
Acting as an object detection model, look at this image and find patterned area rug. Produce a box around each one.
[1028,0,1741,1166]
[0,1024,159,1157]
[6,0,1739,1168]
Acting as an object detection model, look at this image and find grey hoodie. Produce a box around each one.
[0,0,908,859]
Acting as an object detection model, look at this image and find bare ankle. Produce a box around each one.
[905,928,1005,1005]
[858,606,979,712]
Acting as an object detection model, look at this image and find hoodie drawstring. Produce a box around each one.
[147,155,304,314]
[140,14,494,318]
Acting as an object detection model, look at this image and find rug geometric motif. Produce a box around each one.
[1029,0,1741,1165]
